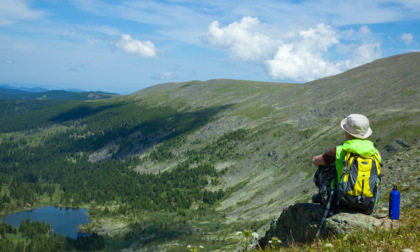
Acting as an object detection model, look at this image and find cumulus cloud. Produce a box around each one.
[204,17,383,82]
[204,18,344,82]
[115,34,158,58]
[400,33,413,45]
[266,24,343,81]
[204,17,278,62]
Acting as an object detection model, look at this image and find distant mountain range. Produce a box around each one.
[0,84,50,93]
[0,84,119,100]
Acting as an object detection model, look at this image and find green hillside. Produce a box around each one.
[0,53,419,251]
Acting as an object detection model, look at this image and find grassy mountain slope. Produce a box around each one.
[117,53,419,222]
[0,52,419,251]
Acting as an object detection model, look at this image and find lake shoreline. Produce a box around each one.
[2,206,91,239]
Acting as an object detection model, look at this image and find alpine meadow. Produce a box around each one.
[0,52,419,251]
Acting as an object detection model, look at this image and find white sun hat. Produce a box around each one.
[340,114,372,139]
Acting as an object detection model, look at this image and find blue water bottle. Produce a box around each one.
[389,185,400,220]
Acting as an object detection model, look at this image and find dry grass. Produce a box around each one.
[306,210,418,251]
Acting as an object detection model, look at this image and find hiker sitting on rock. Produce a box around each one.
[312,114,382,214]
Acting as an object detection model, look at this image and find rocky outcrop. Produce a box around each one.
[258,203,399,247]
[258,144,418,248]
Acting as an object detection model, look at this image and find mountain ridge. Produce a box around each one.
[0,52,419,251]
[124,52,420,221]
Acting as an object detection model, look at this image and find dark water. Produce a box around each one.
[2,206,91,239]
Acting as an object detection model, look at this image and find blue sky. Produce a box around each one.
[0,0,419,94]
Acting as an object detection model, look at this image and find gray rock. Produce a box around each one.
[396,139,410,148]
[258,203,399,247]
[385,144,399,153]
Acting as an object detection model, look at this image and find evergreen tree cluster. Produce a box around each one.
[19,219,51,239]
[0,98,237,250]
[0,219,104,251]
[0,99,231,213]
[0,133,225,211]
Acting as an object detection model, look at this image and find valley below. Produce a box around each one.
[0,52,419,251]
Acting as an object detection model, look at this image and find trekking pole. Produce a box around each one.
[315,189,334,239]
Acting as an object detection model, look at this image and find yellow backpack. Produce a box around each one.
[336,152,381,214]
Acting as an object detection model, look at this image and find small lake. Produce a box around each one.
[2,206,91,239]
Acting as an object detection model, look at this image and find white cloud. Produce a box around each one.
[115,34,158,58]
[350,43,381,67]
[359,25,370,35]
[266,24,342,81]
[400,33,413,45]
[72,0,420,29]
[204,17,278,62]
[205,19,344,82]
[204,17,385,82]
[299,24,340,52]
[0,0,45,26]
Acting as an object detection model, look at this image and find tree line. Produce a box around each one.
[0,219,104,251]
[0,100,233,214]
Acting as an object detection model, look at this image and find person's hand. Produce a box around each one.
[312,155,327,166]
